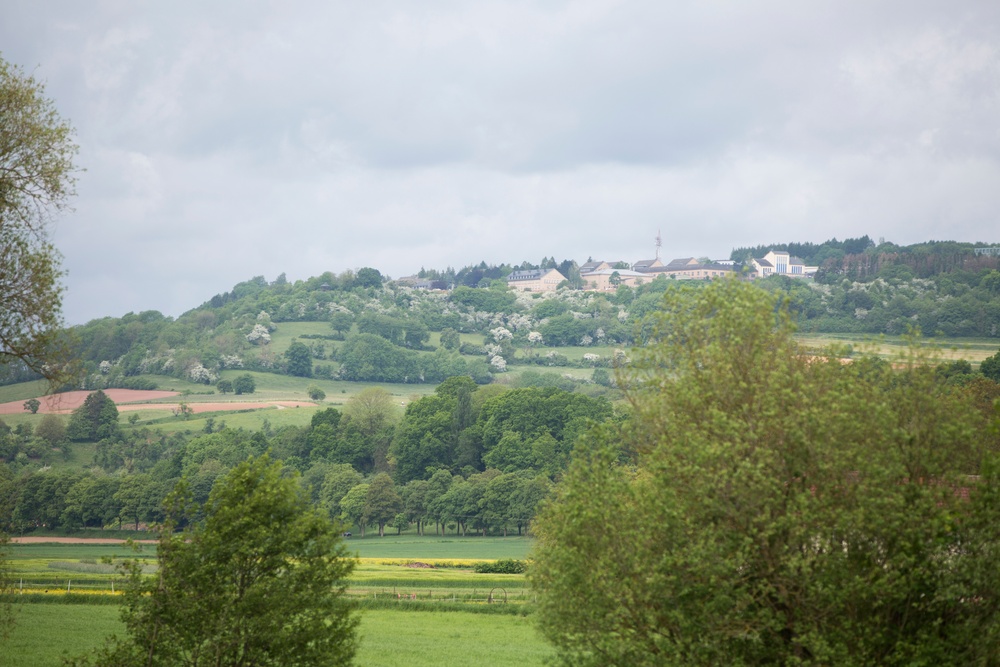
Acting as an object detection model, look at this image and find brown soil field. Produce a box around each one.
[0,389,315,415]
[0,389,179,415]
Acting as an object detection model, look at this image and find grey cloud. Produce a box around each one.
[2,0,999,323]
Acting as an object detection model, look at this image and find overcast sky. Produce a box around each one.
[3,1,999,324]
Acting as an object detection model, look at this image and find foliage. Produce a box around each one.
[232,373,256,395]
[284,340,313,377]
[22,397,39,413]
[532,278,1000,666]
[473,558,527,574]
[66,390,119,442]
[68,455,357,666]
[981,348,1000,383]
[306,385,326,401]
[338,333,417,383]
[0,56,79,385]
[0,530,11,641]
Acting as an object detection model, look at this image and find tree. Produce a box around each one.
[1,530,12,641]
[354,267,383,289]
[365,472,402,537]
[34,413,66,445]
[22,397,39,413]
[439,327,460,351]
[0,57,79,385]
[284,340,313,377]
[233,373,255,395]
[339,483,370,537]
[307,385,326,401]
[329,311,354,338]
[531,279,1000,666]
[70,455,357,666]
[216,378,232,394]
[981,348,1000,383]
[66,390,119,441]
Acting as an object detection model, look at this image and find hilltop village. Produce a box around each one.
[402,248,818,293]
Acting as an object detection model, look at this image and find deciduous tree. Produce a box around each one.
[532,279,1000,666]
[284,340,312,377]
[70,455,357,666]
[0,57,79,385]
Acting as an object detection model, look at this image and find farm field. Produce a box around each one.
[2,536,548,666]
[5,536,535,601]
[793,333,1000,363]
[0,604,553,667]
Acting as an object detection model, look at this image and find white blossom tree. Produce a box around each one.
[246,324,272,345]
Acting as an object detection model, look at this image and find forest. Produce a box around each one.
[2,237,1000,542]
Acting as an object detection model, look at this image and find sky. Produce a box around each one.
[2,1,999,324]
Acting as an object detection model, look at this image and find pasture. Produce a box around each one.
[2,535,550,667]
[0,605,553,667]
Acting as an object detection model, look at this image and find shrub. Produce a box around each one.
[473,559,527,574]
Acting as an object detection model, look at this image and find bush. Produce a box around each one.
[473,559,527,574]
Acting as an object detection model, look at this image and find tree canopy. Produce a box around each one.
[0,56,79,384]
[71,455,357,666]
[531,278,1000,666]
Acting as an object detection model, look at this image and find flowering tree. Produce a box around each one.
[491,327,513,342]
[527,331,543,346]
[246,324,271,345]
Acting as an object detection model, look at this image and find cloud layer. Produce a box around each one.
[3,0,999,323]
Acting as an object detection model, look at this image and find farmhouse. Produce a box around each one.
[505,268,567,292]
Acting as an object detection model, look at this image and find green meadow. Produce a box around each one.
[0,605,553,667]
[2,536,550,667]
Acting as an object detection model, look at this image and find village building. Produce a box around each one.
[635,257,736,280]
[581,269,650,291]
[632,258,664,272]
[750,250,818,278]
[505,268,567,292]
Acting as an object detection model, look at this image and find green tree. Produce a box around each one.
[981,348,1000,383]
[70,455,357,666]
[0,57,79,384]
[216,378,232,394]
[403,321,430,349]
[22,398,39,414]
[66,390,119,441]
[1,530,12,641]
[532,279,1000,666]
[339,483,370,537]
[34,413,66,445]
[365,472,402,537]
[439,327,460,351]
[354,267,383,289]
[233,373,256,395]
[284,340,313,377]
[307,385,326,401]
[329,311,354,338]
[319,464,363,520]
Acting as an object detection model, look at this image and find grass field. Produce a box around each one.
[3,537,545,665]
[5,536,536,602]
[0,604,554,667]
[793,333,999,363]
